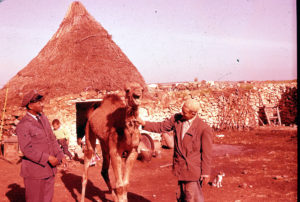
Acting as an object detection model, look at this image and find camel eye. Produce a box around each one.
[133,94,140,99]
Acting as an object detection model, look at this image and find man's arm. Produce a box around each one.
[141,115,175,134]
[16,124,49,166]
[200,127,213,184]
[51,131,65,162]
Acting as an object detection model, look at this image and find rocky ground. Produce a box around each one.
[0,126,297,202]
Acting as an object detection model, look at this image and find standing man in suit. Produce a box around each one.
[16,90,65,202]
[139,99,213,202]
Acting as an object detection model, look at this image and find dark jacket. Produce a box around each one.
[143,113,213,181]
[16,113,64,179]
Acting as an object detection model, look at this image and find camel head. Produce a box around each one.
[124,82,144,109]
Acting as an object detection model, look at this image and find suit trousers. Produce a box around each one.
[24,176,55,202]
[177,180,204,202]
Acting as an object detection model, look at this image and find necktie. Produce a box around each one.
[36,115,48,138]
[36,115,43,126]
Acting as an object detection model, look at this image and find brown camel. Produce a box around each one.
[81,83,144,202]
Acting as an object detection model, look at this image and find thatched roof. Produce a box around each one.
[1,1,146,107]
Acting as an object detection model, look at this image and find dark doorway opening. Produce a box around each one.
[75,100,102,140]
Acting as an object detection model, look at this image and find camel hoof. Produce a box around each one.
[111,190,118,202]
[116,186,124,195]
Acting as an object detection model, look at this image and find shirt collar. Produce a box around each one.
[27,112,38,120]
[186,114,197,125]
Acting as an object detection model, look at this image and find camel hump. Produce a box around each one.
[90,94,124,119]
[102,94,124,106]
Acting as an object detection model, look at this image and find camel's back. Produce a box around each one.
[88,94,125,138]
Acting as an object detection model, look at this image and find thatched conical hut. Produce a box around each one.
[1,1,146,108]
[0,1,147,140]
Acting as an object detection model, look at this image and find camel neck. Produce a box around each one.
[126,106,138,117]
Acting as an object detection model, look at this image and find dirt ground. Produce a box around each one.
[0,126,297,202]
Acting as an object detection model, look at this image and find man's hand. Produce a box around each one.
[48,155,59,167]
[200,175,210,186]
[61,157,67,164]
[61,157,68,168]
[137,117,145,126]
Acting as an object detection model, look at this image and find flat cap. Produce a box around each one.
[21,90,43,107]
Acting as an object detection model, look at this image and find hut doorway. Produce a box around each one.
[75,99,102,141]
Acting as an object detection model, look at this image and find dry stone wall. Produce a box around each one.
[145,81,297,131]
[1,81,297,146]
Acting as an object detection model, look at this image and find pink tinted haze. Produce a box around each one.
[0,0,297,87]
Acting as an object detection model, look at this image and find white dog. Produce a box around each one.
[212,172,225,188]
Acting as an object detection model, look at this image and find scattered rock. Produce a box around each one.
[273,175,284,180]
[283,175,288,178]
[238,183,247,188]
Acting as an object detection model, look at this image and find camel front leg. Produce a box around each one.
[110,148,124,202]
[100,140,113,193]
[122,148,138,201]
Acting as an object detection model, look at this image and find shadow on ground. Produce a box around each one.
[5,183,25,202]
[60,170,151,202]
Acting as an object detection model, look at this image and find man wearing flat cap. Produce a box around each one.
[140,99,213,202]
[16,90,65,202]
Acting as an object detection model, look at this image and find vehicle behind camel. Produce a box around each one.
[81,83,144,202]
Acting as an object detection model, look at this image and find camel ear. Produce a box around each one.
[124,83,131,94]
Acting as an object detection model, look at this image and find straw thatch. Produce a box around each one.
[0,1,146,107]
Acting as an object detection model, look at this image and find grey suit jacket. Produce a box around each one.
[16,113,64,179]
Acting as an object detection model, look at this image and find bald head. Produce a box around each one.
[183,99,200,113]
[181,99,200,120]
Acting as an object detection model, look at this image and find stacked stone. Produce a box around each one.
[1,81,297,145]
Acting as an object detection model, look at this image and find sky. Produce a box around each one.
[0,0,297,87]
